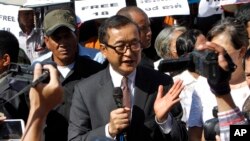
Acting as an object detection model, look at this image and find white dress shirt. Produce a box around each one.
[105,65,173,139]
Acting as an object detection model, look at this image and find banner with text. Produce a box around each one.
[198,0,250,17]
[75,0,126,23]
[0,4,20,38]
[136,0,190,17]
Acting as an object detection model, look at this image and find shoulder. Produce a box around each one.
[75,67,107,86]
[76,56,105,71]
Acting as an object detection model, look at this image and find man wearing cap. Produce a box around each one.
[18,7,48,63]
[41,8,105,141]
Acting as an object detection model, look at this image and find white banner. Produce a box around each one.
[136,0,190,17]
[198,0,250,17]
[0,4,20,38]
[198,0,223,17]
[75,0,126,22]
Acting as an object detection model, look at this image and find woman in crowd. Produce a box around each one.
[189,17,250,141]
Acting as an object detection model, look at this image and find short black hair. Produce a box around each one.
[0,30,19,63]
[176,29,203,57]
[98,15,140,44]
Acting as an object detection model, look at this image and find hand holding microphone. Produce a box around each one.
[108,87,130,139]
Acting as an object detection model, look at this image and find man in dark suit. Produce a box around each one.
[41,8,104,141]
[68,15,187,141]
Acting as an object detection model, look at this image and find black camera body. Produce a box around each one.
[8,63,34,83]
[7,62,56,88]
[158,49,219,83]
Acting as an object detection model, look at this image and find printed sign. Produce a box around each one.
[198,0,250,17]
[75,0,126,22]
[136,0,190,17]
[0,4,20,38]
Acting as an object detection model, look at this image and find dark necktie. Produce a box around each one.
[121,77,131,108]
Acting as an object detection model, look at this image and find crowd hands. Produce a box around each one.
[1,3,250,141]
[21,63,63,141]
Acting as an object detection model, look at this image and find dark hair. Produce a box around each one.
[234,3,250,26]
[0,30,19,63]
[98,15,140,44]
[243,48,250,70]
[207,17,249,50]
[176,29,203,57]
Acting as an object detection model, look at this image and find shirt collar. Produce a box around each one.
[19,28,35,36]
[109,65,136,87]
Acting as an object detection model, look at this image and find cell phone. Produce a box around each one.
[0,119,25,141]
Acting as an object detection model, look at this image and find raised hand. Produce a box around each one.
[154,79,184,122]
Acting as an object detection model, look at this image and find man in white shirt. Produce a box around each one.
[18,7,48,62]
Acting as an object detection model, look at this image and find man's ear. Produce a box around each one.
[44,36,50,49]
[240,46,247,58]
[99,43,107,58]
[2,54,11,67]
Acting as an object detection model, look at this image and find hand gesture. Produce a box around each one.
[29,63,63,115]
[154,79,184,122]
[108,107,130,137]
[197,41,236,95]
[196,41,236,72]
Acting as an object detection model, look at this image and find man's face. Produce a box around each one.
[44,27,78,66]
[18,10,34,28]
[100,24,142,76]
[130,12,152,49]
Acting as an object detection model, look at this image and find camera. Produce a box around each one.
[6,62,56,91]
[158,49,219,83]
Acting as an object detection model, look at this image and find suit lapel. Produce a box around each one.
[98,68,117,122]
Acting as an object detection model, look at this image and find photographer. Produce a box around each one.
[197,41,249,141]
[0,30,29,122]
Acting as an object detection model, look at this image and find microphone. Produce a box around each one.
[113,87,123,108]
[113,87,128,141]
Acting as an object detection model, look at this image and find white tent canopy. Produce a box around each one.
[0,0,70,7]
[0,0,27,6]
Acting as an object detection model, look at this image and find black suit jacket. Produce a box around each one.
[68,66,188,141]
[43,56,105,141]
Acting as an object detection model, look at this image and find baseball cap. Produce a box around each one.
[43,9,76,35]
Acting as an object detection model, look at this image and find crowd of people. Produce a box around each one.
[0,2,250,141]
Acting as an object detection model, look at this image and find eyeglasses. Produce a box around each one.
[104,40,141,54]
